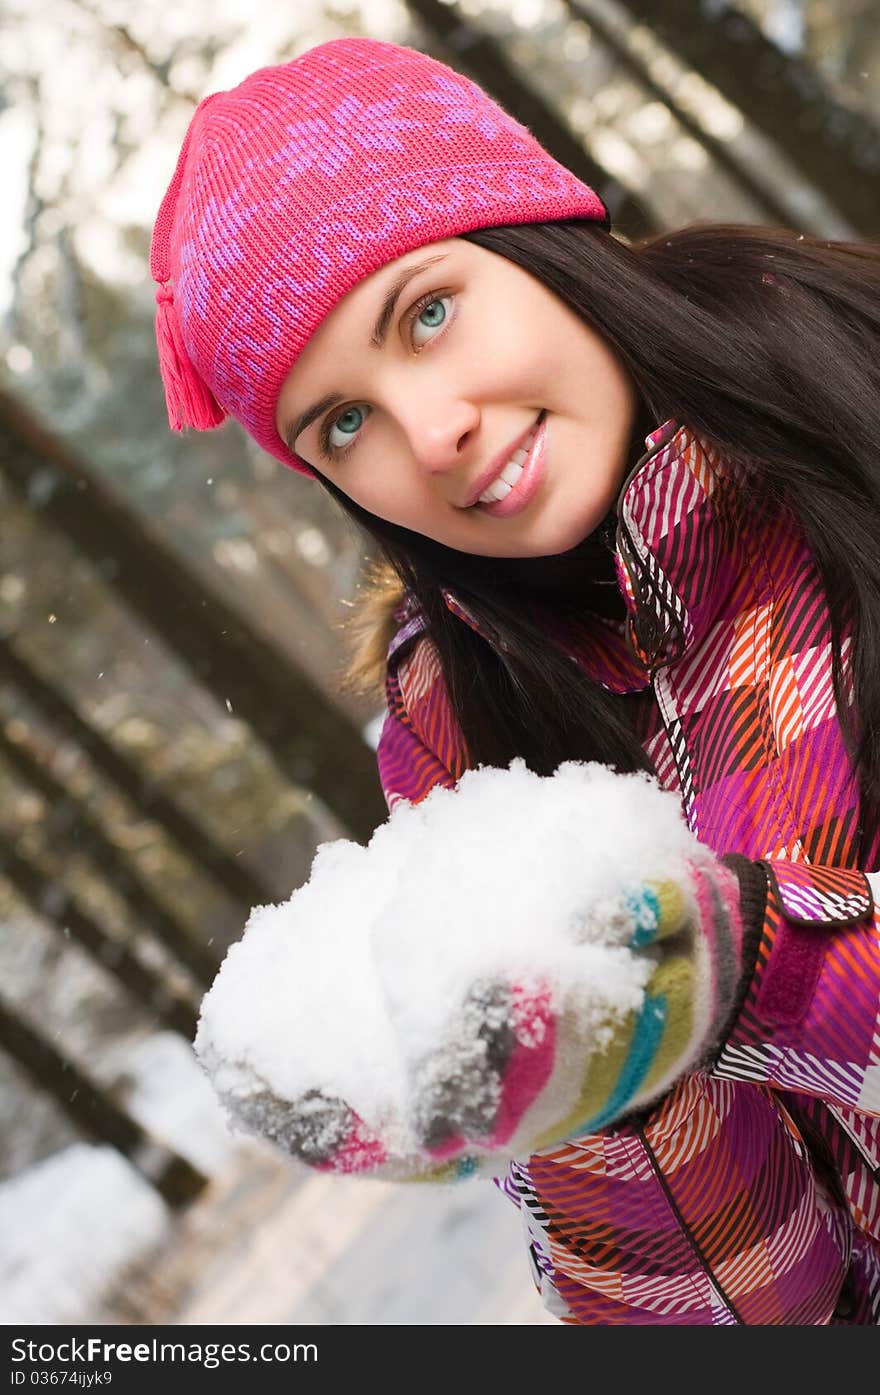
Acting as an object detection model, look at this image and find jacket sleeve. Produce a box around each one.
[711,856,880,1118]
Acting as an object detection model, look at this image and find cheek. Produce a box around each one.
[347,459,425,529]
[481,301,600,397]
[470,335,545,398]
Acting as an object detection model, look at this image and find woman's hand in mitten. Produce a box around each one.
[402,865,746,1170]
[243,1088,389,1174]
[195,761,751,1179]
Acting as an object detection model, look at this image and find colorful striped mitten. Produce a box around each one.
[403,864,747,1177]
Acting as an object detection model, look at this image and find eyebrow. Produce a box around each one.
[282,253,448,453]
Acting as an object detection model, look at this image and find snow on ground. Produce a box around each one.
[104,1029,249,1176]
[0,1028,277,1323]
[0,1142,171,1323]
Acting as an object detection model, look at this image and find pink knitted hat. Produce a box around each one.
[149,36,608,476]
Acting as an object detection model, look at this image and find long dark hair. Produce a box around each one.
[318,220,880,845]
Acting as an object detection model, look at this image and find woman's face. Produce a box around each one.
[275,237,639,558]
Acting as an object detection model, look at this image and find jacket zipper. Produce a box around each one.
[637,1125,745,1324]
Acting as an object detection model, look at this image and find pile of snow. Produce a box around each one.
[0,1143,170,1323]
[195,761,701,1168]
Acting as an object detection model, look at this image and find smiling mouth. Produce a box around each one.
[472,412,548,520]
[475,421,542,504]
[467,411,546,510]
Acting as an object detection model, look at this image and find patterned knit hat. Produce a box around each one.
[149,36,608,476]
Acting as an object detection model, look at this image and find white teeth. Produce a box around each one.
[480,477,512,503]
[500,459,524,487]
[477,426,538,505]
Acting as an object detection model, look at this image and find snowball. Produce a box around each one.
[195,761,704,1158]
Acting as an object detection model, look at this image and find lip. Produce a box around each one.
[463,412,546,510]
[475,412,548,519]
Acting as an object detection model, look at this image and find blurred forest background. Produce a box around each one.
[1,0,878,1325]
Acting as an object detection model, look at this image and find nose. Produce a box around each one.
[400,395,480,476]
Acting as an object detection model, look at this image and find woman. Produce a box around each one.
[151,36,880,1324]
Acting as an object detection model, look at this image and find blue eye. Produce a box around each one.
[411,295,452,348]
[317,291,454,462]
[326,404,369,454]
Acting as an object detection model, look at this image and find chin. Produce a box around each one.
[511,519,607,559]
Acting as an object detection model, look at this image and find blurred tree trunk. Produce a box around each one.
[0,634,277,911]
[624,0,880,235]
[562,0,804,227]
[0,837,200,1038]
[0,993,207,1207]
[0,389,388,844]
[0,725,220,986]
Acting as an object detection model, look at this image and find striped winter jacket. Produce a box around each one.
[376,419,880,1325]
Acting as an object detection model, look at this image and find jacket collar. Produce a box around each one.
[613,419,746,679]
